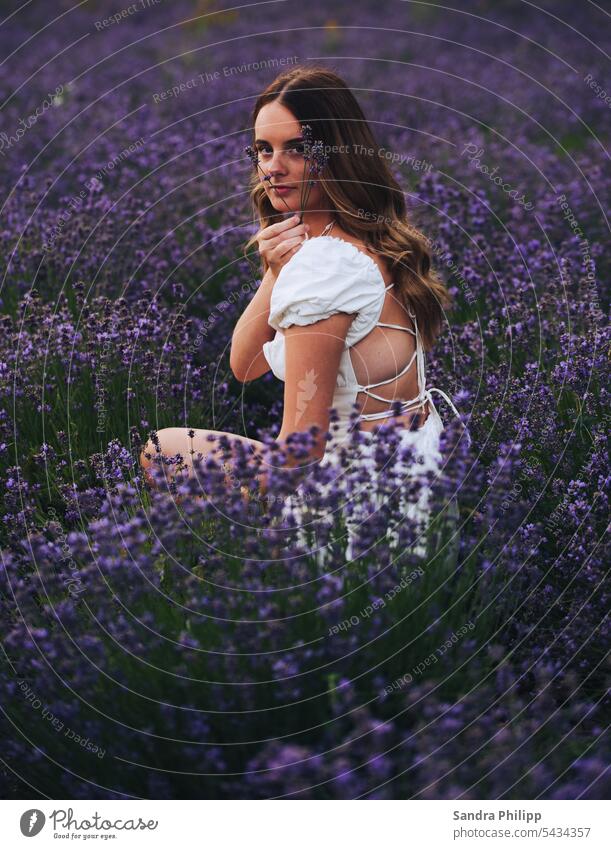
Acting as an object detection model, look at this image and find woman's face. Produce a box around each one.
[253,101,326,215]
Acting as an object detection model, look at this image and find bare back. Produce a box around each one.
[328,226,429,431]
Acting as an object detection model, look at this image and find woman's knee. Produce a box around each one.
[140,430,163,469]
[139,429,194,491]
[138,428,264,489]
[140,428,183,459]
[139,428,182,478]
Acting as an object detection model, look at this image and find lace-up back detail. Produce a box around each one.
[262,224,468,442]
[348,281,428,422]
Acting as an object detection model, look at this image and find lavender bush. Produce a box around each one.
[0,0,608,799]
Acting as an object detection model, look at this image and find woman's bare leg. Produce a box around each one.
[139,427,267,503]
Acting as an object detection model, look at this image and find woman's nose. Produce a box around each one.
[268,149,289,173]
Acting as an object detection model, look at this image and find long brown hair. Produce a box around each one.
[243,64,450,350]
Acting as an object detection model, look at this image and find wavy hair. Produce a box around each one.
[243,63,450,350]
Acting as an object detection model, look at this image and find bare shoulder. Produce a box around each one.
[328,226,392,285]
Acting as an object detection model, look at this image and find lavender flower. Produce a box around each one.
[245,123,329,225]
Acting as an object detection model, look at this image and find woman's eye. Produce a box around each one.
[255,145,304,158]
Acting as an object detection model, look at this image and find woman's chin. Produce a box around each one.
[269,200,299,213]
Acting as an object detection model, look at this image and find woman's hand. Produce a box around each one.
[257,214,309,277]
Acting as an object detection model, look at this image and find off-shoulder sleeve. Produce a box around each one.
[267,236,386,347]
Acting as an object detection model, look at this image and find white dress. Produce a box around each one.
[261,234,467,561]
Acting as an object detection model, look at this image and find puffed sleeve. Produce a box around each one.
[267,236,387,347]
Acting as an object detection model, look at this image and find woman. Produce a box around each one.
[140,65,466,524]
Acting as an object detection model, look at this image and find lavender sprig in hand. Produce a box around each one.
[298,126,329,230]
[245,123,329,228]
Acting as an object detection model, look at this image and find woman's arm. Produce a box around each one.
[229,267,277,382]
[277,312,355,460]
[242,312,354,504]
[231,216,309,382]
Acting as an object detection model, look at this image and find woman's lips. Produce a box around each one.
[272,186,294,195]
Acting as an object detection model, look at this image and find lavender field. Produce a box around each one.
[0,0,609,799]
